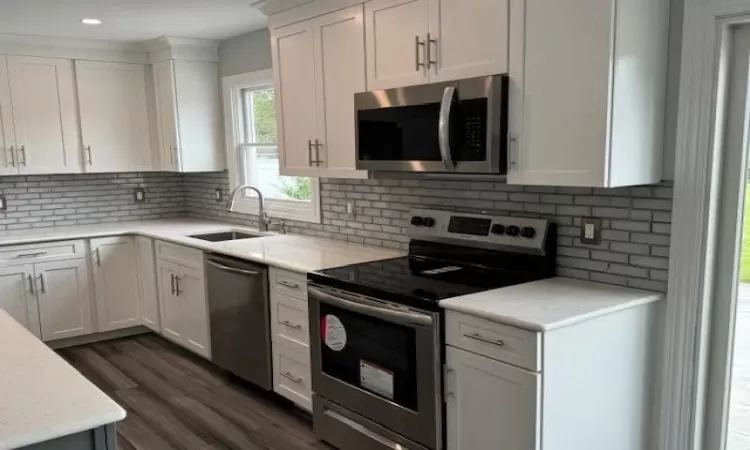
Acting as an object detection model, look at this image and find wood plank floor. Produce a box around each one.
[58,334,331,450]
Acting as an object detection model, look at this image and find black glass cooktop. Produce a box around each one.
[308,255,552,310]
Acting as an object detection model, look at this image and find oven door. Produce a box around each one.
[355,74,506,174]
[308,284,442,450]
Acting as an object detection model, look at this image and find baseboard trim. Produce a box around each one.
[47,327,153,350]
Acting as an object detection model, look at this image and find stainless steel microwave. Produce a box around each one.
[355,74,508,174]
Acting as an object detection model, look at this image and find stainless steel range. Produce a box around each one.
[308,208,557,450]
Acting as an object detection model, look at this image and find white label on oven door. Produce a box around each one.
[360,360,394,400]
[323,314,347,351]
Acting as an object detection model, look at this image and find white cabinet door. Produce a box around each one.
[0,264,40,338]
[365,0,430,90]
[313,5,368,179]
[173,60,224,172]
[507,0,613,187]
[75,61,153,173]
[272,20,320,177]
[135,236,159,332]
[7,56,81,174]
[179,266,211,359]
[428,0,508,82]
[156,258,182,343]
[0,56,17,175]
[91,237,140,332]
[446,346,540,450]
[153,60,179,171]
[36,259,92,341]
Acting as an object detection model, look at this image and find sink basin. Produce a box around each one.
[188,231,260,242]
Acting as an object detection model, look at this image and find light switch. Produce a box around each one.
[215,188,223,203]
[346,201,355,219]
[133,188,146,203]
[580,218,601,245]
[0,195,6,211]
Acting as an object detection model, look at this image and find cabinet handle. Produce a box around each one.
[444,365,454,397]
[427,33,437,71]
[314,139,323,166]
[281,371,303,383]
[38,274,46,294]
[415,36,426,72]
[174,275,181,297]
[170,273,176,295]
[280,320,302,330]
[464,332,505,347]
[18,145,26,167]
[14,252,47,259]
[508,134,518,168]
[85,145,92,165]
[95,248,101,267]
[308,140,314,167]
[277,280,300,290]
[7,145,15,167]
[27,274,34,295]
[170,144,177,166]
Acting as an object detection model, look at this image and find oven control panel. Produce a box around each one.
[408,208,550,252]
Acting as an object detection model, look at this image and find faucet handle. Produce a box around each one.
[270,220,288,235]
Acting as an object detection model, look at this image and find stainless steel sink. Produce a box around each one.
[188,231,260,242]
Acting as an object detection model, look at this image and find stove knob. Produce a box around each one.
[520,227,537,239]
[491,224,506,235]
[423,217,436,228]
[411,216,425,227]
[506,225,521,237]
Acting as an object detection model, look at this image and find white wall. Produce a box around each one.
[219,28,272,77]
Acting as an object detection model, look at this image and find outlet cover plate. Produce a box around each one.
[0,195,6,211]
[580,217,601,245]
[133,188,146,203]
[215,188,223,203]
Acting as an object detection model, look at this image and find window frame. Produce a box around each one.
[222,70,321,223]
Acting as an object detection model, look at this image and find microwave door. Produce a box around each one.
[438,86,457,172]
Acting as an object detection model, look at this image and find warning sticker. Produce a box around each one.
[360,360,395,400]
[322,314,347,351]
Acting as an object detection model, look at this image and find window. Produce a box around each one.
[223,70,320,223]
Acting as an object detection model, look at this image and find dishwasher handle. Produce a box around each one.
[206,259,261,277]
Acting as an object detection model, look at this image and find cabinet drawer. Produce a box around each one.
[271,292,309,347]
[270,267,307,300]
[0,240,85,264]
[155,240,203,271]
[273,342,312,411]
[445,311,540,372]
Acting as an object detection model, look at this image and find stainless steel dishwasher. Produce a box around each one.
[205,253,272,390]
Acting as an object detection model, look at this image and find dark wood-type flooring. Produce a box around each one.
[58,334,331,450]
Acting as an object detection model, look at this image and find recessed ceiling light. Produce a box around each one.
[80,18,102,25]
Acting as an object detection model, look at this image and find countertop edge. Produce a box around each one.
[3,409,127,450]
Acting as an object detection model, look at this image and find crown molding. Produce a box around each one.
[0,33,150,64]
[146,36,220,64]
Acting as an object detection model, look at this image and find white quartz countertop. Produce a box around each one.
[0,219,404,273]
[0,310,126,449]
[439,277,663,331]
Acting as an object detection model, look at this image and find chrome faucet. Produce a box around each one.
[226,185,271,232]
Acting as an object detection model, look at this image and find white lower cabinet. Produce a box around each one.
[273,341,313,411]
[0,264,40,338]
[135,237,160,331]
[90,237,141,332]
[445,346,539,450]
[36,258,92,341]
[156,256,211,359]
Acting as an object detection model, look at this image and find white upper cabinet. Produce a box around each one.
[273,20,319,176]
[364,0,508,90]
[75,61,154,173]
[91,237,141,333]
[507,0,669,187]
[272,4,367,178]
[6,56,82,174]
[153,59,224,172]
[0,264,40,339]
[427,0,508,82]
[365,0,430,90]
[0,56,17,175]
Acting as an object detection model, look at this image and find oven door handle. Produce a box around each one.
[309,286,433,327]
[438,85,456,171]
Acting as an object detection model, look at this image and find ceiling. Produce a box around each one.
[0,0,268,43]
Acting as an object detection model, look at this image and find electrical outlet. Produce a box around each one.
[215,188,223,203]
[580,218,601,245]
[346,201,356,219]
[0,195,6,211]
[133,188,146,203]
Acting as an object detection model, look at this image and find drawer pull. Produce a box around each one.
[281,320,302,330]
[15,252,47,259]
[465,332,505,347]
[277,280,300,290]
[281,371,303,383]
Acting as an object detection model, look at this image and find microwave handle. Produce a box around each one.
[438,86,456,171]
